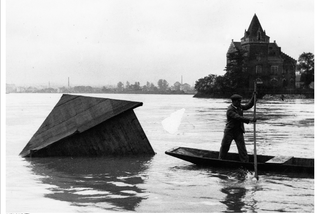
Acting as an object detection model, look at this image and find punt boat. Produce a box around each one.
[165,147,314,176]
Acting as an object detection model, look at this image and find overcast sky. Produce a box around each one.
[5,0,314,87]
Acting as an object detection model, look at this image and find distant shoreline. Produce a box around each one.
[7,91,195,95]
[6,92,313,99]
[193,93,314,99]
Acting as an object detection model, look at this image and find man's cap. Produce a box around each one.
[230,94,242,100]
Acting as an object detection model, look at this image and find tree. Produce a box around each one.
[224,49,249,93]
[117,82,124,92]
[125,81,130,90]
[195,74,217,93]
[132,82,141,91]
[297,52,314,88]
[173,81,181,91]
[157,79,169,91]
[146,81,151,89]
[194,48,250,97]
[150,83,157,92]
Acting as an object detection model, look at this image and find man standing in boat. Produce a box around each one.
[219,93,256,162]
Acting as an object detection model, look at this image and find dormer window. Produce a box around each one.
[257,32,261,40]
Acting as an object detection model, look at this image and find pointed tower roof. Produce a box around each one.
[241,14,269,43]
[247,14,263,37]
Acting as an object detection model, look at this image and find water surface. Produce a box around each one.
[6,93,314,212]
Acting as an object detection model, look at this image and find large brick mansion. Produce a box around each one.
[227,14,296,92]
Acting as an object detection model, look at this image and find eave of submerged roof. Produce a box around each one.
[19,94,143,157]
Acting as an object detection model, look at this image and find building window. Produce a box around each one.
[290,78,295,86]
[282,78,287,87]
[271,66,278,74]
[256,65,262,74]
[271,78,278,86]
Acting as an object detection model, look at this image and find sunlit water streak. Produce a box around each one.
[6,93,314,212]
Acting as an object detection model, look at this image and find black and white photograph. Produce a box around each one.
[1,0,316,213]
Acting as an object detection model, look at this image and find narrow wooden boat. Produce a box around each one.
[165,147,314,176]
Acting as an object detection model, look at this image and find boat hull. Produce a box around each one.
[165,147,314,176]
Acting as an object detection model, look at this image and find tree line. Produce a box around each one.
[10,79,194,94]
[194,52,314,98]
[108,79,193,93]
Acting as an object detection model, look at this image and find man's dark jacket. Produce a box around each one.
[224,97,254,134]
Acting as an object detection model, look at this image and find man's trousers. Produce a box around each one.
[218,130,249,162]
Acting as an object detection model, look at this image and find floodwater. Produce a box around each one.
[5,93,314,212]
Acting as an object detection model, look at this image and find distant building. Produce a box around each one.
[6,84,16,93]
[180,83,192,93]
[25,86,39,93]
[227,14,296,93]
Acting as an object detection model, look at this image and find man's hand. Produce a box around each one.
[250,118,257,123]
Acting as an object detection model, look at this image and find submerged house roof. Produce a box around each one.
[20,94,154,157]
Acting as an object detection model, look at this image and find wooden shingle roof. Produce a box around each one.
[19,94,143,157]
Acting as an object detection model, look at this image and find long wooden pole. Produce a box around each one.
[253,81,258,180]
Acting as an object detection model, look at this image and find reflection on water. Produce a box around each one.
[215,167,314,213]
[215,168,259,213]
[221,186,247,213]
[27,156,153,211]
